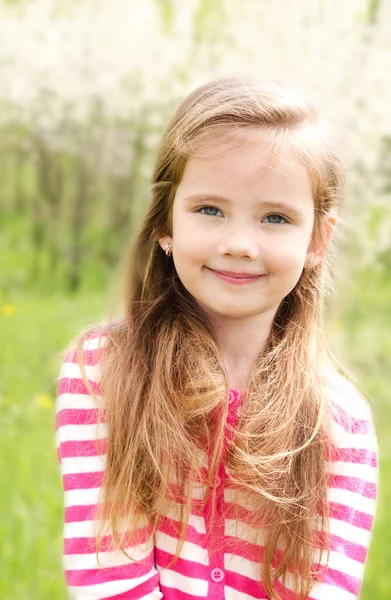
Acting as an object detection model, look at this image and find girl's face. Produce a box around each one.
[160,137,323,323]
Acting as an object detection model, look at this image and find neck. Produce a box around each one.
[207,308,278,390]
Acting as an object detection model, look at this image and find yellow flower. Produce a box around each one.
[2,304,16,317]
[36,394,54,409]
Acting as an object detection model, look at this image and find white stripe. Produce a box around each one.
[224,553,259,581]
[82,334,108,351]
[56,423,107,443]
[187,513,206,535]
[64,515,149,541]
[274,566,359,600]
[160,504,206,534]
[190,484,209,501]
[159,569,208,596]
[67,573,161,600]
[56,392,101,412]
[64,537,154,570]
[65,487,101,508]
[155,532,208,565]
[327,379,372,421]
[61,455,106,476]
[327,461,378,483]
[327,487,377,515]
[274,572,358,600]
[330,422,378,451]
[329,517,373,548]
[64,520,98,540]
[60,361,101,384]
[319,547,365,580]
[308,579,358,600]
[225,519,265,546]
[224,487,258,510]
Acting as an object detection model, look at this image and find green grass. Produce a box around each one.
[0,291,106,600]
[0,277,389,599]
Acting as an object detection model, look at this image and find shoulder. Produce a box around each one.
[324,367,378,465]
[325,367,376,432]
[56,323,110,413]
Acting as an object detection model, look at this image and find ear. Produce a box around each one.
[158,236,173,252]
[306,211,337,267]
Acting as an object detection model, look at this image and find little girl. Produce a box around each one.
[56,78,378,600]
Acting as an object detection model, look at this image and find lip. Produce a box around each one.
[206,267,265,285]
[207,268,263,278]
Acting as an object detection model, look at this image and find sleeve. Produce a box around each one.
[306,386,379,600]
[55,334,163,600]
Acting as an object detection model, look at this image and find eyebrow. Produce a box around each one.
[182,193,304,218]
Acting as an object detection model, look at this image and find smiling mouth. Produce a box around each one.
[205,267,265,284]
[206,267,264,279]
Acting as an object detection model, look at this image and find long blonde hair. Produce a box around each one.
[76,78,347,599]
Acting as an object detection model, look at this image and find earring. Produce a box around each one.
[164,243,172,257]
[307,256,314,268]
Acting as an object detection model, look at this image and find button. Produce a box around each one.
[210,475,222,489]
[210,567,225,582]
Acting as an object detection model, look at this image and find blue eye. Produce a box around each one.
[196,207,289,223]
[263,214,288,224]
[197,206,223,217]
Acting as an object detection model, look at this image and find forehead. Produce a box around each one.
[177,136,313,204]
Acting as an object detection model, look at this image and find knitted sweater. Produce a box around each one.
[55,332,378,600]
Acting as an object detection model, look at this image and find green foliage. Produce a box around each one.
[153,0,175,34]
[367,0,383,23]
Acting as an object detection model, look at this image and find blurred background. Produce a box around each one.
[0,0,390,598]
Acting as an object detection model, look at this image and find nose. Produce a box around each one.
[218,225,260,260]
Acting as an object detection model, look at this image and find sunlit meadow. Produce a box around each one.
[0,0,390,598]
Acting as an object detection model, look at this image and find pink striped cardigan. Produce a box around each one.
[55,332,378,600]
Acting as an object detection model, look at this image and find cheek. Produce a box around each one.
[175,233,205,262]
[173,222,211,261]
[265,238,296,260]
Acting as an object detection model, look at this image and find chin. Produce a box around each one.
[205,305,258,320]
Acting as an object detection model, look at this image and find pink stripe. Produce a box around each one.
[225,569,268,598]
[56,408,100,428]
[330,445,377,467]
[60,439,107,458]
[320,566,361,595]
[329,501,374,530]
[64,526,152,555]
[66,549,155,586]
[327,474,376,499]
[157,516,208,549]
[273,579,304,600]
[65,504,97,522]
[155,548,209,579]
[57,377,101,397]
[100,575,160,600]
[224,537,265,563]
[63,471,103,491]
[223,499,266,526]
[314,531,368,563]
[223,526,369,567]
[65,347,107,366]
[332,410,372,434]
